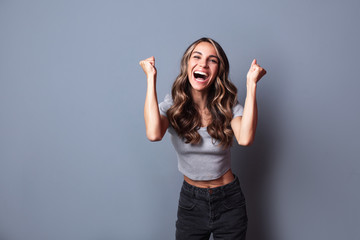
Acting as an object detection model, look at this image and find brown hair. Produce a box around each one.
[167,37,238,148]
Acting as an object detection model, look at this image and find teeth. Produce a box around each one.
[194,71,208,77]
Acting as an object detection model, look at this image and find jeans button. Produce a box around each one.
[208,189,213,194]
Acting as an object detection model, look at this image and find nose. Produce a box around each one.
[199,59,208,68]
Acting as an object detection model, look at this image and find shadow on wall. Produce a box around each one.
[231,98,279,240]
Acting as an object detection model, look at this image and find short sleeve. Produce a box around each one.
[232,101,244,118]
[158,94,173,117]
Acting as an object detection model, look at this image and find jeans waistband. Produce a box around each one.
[181,174,242,200]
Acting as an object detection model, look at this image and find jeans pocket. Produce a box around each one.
[178,191,196,210]
[223,192,246,210]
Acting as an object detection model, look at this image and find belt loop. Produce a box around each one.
[192,184,197,198]
[221,187,226,198]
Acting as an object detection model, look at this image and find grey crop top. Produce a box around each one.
[159,94,244,181]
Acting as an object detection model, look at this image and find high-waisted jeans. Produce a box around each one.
[176,175,248,240]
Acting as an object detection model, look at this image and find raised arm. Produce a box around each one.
[231,59,266,146]
[140,56,169,141]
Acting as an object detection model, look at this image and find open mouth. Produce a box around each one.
[193,71,209,82]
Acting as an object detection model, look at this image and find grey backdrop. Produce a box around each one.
[1,0,359,240]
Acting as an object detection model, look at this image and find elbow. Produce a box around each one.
[237,138,254,146]
[147,136,162,142]
[146,132,163,142]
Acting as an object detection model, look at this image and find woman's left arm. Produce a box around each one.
[231,59,266,146]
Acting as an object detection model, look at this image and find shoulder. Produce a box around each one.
[232,100,244,118]
[159,94,173,116]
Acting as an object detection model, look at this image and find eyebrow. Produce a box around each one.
[193,51,219,60]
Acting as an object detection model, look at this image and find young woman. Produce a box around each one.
[140,37,266,240]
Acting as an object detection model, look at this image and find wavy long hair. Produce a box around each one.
[167,37,238,148]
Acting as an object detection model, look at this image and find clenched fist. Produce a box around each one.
[139,56,157,79]
[246,59,267,85]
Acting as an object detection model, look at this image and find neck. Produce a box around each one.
[191,88,208,110]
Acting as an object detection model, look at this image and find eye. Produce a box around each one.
[193,55,200,59]
[210,59,218,64]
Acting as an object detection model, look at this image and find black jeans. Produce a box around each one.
[176,175,248,240]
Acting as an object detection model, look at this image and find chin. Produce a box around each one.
[189,80,212,92]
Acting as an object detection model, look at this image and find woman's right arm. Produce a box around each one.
[140,56,169,141]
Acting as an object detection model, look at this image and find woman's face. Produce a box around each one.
[187,42,219,93]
